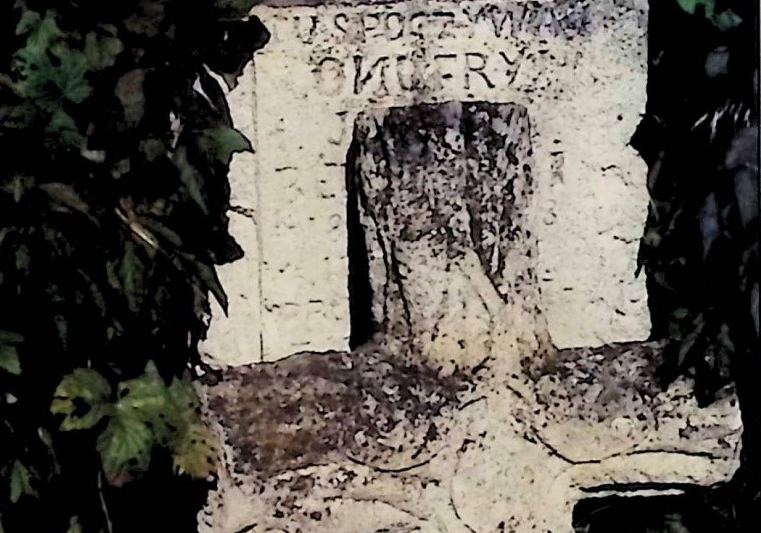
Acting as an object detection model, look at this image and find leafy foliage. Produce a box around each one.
[634,1,758,528]
[638,0,758,402]
[50,362,219,486]
[0,1,269,532]
[675,0,743,30]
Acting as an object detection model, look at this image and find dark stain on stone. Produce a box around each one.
[208,347,474,475]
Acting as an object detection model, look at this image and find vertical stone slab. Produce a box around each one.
[348,101,550,370]
[201,65,263,365]
[210,0,650,363]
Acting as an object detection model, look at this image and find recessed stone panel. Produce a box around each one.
[207,0,650,363]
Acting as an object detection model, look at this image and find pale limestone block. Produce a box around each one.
[208,0,651,364]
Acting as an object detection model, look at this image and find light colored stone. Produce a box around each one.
[206,0,651,365]
[194,3,736,533]
[202,63,264,364]
[199,343,741,533]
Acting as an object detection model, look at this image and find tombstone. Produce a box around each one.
[202,0,652,365]
[199,61,740,533]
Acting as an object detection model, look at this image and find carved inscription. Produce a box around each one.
[291,1,589,98]
[292,1,592,44]
[342,49,526,96]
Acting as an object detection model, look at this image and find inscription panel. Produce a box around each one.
[214,0,650,363]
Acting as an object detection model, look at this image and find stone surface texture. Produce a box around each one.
[195,2,741,532]
[348,102,551,372]
[203,0,651,364]
[199,344,741,533]
[200,63,740,533]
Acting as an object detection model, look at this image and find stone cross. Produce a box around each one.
[200,97,741,533]
[198,4,742,532]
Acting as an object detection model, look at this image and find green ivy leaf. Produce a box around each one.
[55,50,91,104]
[205,17,270,90]
[46,108,77,133]
[193,257,228,313]
[95,363,177,485]
[0,331,23,375]
[712,10,742,31]
[195,127,252,166]
[0,331,23,344]
[8,461,37,503]
[165,378,218,479]
[46,109,85,148]
[676,0,715,17]
[66,516,83,533]
[166,377,197,413]
[0,345,21,375]
[114,362,167,423]
[15,11,42,36]
[137,216,183,248]
[14,244,31,275]
[173,146,209,215]
[51,368,112,430]
[16,10,62,50]
[97,413,153,486]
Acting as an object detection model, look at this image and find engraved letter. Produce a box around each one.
[409,12,426,38]
[334,13,348,34]
[385,12,404,40]
[432,11,457,39]
[482,5,509,38]
[353,55,390,96]
[314,57,346,96]
[433,53,457,91]
[362,13,382,39]
[464,53,495,90]
[395,54,416,91]
[498,50,523,85]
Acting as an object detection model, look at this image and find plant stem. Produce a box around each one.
[97,472,113,533]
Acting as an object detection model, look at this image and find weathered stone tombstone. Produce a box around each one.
[204,0,652,365]
[197,2,742,533]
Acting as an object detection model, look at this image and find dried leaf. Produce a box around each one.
[124,1,166,38]
[39,183,96,222]
[84,28,124,70]
[119,240,146,314]
[172,422,218,479]
[115,69,146,125]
